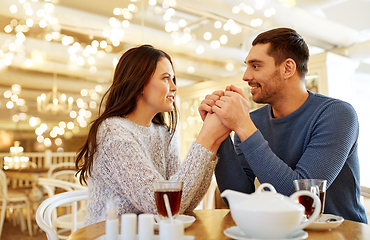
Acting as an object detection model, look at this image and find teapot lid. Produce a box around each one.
[236,183,303,212]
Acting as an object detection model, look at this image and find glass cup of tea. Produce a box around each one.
[153,181,183,220]
[293,179,327,221]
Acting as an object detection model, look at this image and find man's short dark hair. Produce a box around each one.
[252,28,309,79]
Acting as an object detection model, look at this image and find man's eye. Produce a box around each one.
[253,65,259,69]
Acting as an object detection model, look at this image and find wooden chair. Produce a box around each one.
[202,175,218,209]
[36,190,88,240]
[361,185,370,223]
[0,169,33,238]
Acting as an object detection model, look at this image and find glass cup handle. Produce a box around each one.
[291,190,321,230]
[310,185,320,208]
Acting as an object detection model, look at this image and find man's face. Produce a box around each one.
[242,43,283,104]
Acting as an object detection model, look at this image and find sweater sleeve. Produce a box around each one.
[184,156,218,212]
[167,142,216,214]
[165,137,218,212]
[167,135,218,213]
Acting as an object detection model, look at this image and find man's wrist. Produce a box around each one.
[235,124,257,142]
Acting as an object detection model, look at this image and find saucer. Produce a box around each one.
[95,234,194,240]
[154,215,196,231]
[223,226,308,240]
[305,214,344,231]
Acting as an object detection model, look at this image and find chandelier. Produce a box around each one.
[37,73,73,115]
[3,141,31,169]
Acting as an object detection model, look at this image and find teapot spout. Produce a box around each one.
[221,189,249,207]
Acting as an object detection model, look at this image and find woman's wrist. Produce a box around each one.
[195,134,214,150]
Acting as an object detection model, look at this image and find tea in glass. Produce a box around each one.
[153,181,183,220]
[293,179,327,220]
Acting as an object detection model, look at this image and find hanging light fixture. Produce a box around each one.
[3,141,30,169]
[37,73,73,115]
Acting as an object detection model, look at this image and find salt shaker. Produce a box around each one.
[106,197,119,240]
[138,213,154,240]
[121,213,137,240]
[159,219,184,240]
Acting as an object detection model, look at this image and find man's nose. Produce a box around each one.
[242,68,253,82]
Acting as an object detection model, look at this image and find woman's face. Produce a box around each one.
[140,57,177,114]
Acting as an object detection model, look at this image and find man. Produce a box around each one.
[199,27,367,223]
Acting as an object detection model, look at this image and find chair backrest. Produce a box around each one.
[38,177,87,197]
[36,189,88,240]
[47,162,76,179]
[361,186,370,198]
[51,170,78,183]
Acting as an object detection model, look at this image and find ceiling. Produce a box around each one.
[0,0,370,147]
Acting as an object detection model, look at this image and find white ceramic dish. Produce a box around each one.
[305,214,344,231]
[95,234,194,240]
[154,215,196,231]
[224,226,308,240]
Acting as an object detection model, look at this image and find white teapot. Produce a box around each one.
[221,183,320,239]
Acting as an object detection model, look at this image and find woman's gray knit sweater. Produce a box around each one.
[84,117,217,226]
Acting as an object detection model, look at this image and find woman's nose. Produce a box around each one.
[170,79,177,92]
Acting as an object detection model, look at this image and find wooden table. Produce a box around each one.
[67,209,370,240]
[4,168,49,188]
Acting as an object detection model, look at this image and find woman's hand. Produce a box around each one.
[196,113,231,151]
[198,90,224,121]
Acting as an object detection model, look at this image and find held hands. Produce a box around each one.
[212,85,251,131]
[198,85,250,127]
[198,85,257,142]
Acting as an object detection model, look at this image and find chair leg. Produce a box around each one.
[26,201,33,236]
[11,209,17,226]
[19,208,27,232]
[0,200,8,238]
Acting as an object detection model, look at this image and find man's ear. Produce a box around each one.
[282,58,296,79]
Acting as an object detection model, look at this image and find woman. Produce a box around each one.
[76,45,230,225]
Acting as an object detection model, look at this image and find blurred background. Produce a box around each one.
[0,0,369,186]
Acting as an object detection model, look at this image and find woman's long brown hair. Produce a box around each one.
[75,45,178,185]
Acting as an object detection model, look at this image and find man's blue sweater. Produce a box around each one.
[216,91,367,223]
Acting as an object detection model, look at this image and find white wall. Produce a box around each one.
[309,53,369,188]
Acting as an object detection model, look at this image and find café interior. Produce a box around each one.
[0,0,370,239]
